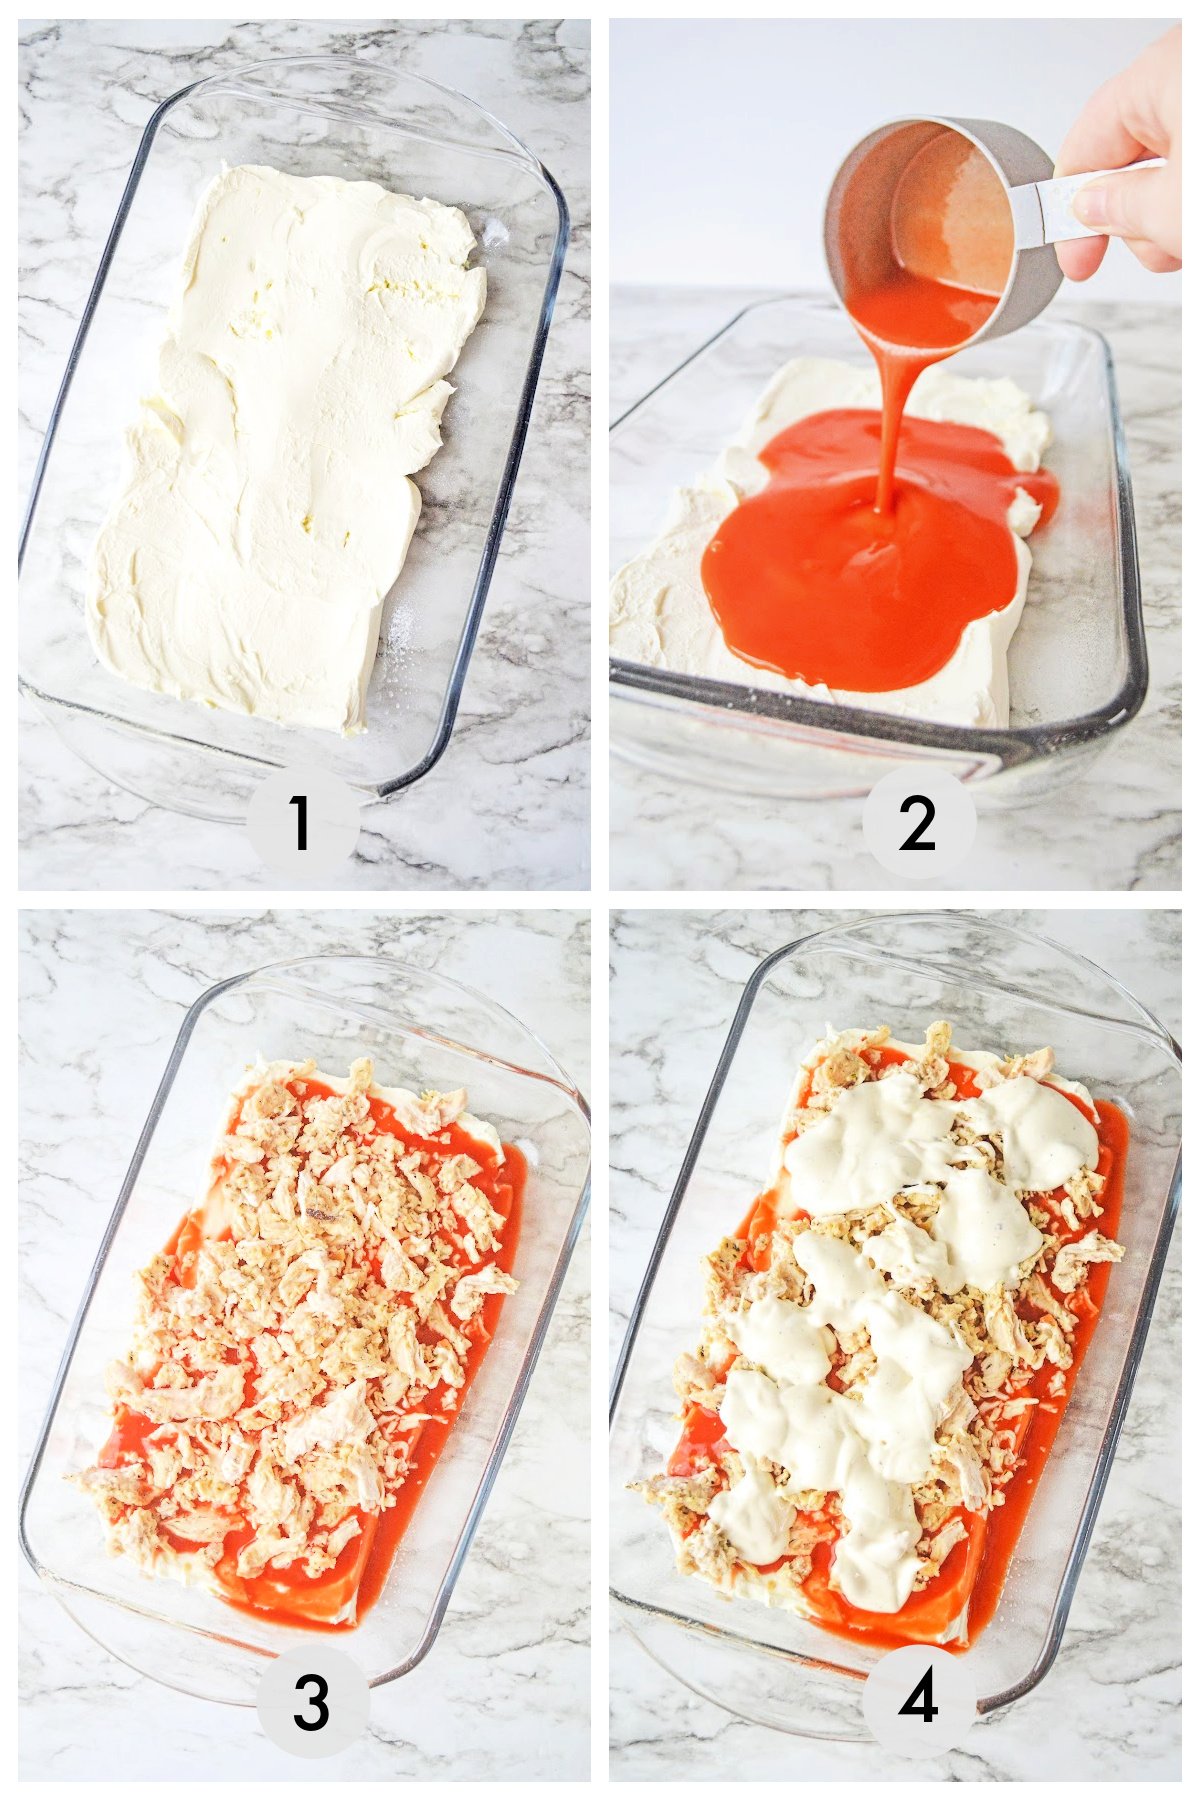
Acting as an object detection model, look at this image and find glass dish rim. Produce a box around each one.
[18,52,572,804]
[609,294,1149,774]
[20,950,592,1695]
[608,909,1181,1717]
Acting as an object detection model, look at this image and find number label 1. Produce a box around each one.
[246,767,360,876]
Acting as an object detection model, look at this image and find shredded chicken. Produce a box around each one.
[639,1022,1124,1630]
[1051,1230,1125,1293]
[72,1059,518,1613]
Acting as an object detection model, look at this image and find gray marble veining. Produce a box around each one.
[609,907,1180,1779]
[610,286,1181,893]
[19,20,590,892]
[20,908,589,1780]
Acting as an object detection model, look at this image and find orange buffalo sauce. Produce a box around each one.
[701,410,1058,693]
[841,127,1015,513]
[700,132,1058,695]
[671,1048,1128,1651]
[98,1076,525,1631]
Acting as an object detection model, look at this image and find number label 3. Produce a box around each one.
[293,1671,329,1732]
[256,1646,370,1757]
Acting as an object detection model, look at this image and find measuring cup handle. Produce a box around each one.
[1013,158,1168,247]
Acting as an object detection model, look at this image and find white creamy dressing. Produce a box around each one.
[960,1077,1099,1191]
[711,1030,1099,1613]
[784,1066,1097,1215]
[728,1292,834,1384]
[708,1459,794,1565]
[864,1167,1043,1294]
[609,356,1052,728]
[720,1234,972,1613]
[784,1073,959,1217]
[88,164,487,734]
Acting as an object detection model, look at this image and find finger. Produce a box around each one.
[1056,236,1108,282]
[1055,69,1151,176]
[1122,237,1182,274]
[1055,30,1176,176]
[1073,166,1180,258]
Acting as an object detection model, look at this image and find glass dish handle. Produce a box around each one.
[208,53,534,166]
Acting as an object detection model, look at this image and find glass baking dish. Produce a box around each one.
[610,297,1148,803]
[19,56,570,822]
[609,913,1179,1737]
[21,954,590,1705]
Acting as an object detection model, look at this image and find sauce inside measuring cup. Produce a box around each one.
[844,128,1015,509]
[700,125,1057,697]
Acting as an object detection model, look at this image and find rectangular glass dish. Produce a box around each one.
[610,297,1148,803]
[19,56,569,821]
[609,914,1179,1737]
[21,955,590,1705]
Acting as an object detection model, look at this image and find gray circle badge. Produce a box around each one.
[246,764,361,877]
[862,1644,977,1757]
[256,1645,371,1758]
[862,765,978,878]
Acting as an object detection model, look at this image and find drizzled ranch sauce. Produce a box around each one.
[639,1025,1127,1648]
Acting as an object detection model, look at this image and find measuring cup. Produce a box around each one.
[824,115,1166,350]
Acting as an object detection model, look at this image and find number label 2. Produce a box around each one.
[899,793,936,851]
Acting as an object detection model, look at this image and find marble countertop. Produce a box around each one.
[19,908,590,1780]
[609,907,1180,1779]
[18,19,590,892]
[610,286,1181,892]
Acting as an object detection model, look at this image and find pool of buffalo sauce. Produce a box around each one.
[700,134,1060,694]
[667,1043,1127,1651]
[97,1075,525,1631]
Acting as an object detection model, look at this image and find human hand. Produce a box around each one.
[1055,24,1181,281]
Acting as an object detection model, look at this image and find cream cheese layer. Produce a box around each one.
[88,164,487,735]
[609,357,1052,729]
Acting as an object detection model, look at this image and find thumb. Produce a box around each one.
[1072,166,1180,258]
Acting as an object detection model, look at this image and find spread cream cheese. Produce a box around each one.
[608,357,1052,729]
[87,164,486,734]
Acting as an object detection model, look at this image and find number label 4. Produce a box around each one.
[898,1664,938,1723]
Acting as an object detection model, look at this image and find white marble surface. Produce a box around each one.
[609,907,1180,1779]
[610,286,1181,892]
[19,19,590,892]
[19,908,590,1780]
